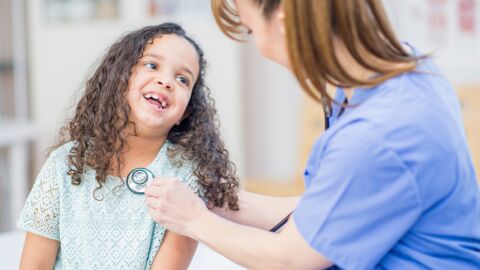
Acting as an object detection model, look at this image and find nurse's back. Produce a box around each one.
[343,56,479,269]
[294,51,479,269]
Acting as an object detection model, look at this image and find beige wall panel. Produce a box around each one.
[457,86,480,179]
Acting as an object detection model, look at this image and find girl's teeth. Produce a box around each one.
[144,93,160,100]
[144,93,167,108]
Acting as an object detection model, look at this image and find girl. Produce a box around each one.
[145,1,480,270]
[17,22,239,269]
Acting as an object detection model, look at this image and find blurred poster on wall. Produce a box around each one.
[385,0,479,85]
[459,0,476,33]
[43,0,119,23]
[147,0,209,17]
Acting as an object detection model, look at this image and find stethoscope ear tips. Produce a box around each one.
[126,167,155,195]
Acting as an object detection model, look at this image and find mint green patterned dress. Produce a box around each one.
[17,141,203,269]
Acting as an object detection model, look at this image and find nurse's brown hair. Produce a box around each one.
[211,0,422,105]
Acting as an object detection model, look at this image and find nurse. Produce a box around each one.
[145,0,480,269]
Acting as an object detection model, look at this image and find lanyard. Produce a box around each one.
[324,97,348,130]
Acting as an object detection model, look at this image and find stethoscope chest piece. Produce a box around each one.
[126,168,155,195]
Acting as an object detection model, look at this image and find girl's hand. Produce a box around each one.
[145,177,207,238]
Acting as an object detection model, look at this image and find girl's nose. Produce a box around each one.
[157,79,172,90]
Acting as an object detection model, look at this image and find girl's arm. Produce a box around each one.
[150,230,198,270]
[211,189,300,230]
[19,232,59,270]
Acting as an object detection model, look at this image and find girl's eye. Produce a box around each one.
[175,75,189,86]
[145,63,157,70]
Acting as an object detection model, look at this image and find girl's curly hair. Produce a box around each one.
[56,23,239,210]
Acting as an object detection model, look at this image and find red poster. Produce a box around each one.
[459,0,476,33]
[429,0,448,29]
[428,0,448,43]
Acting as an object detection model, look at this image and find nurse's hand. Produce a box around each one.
[145,177,207,238]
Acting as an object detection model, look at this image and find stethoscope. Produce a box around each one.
[124,98,348,231]
[125,166,291,232]
[126,167,155,195]
[124,167,291,232]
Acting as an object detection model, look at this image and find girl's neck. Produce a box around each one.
[113,131,167,178]
[127,135,166,158]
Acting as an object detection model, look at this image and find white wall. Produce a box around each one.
[28,0,480,192]
[243,0,480,182]
[243,43,302,181]
[27,0,245,178]
[384,0,480,85]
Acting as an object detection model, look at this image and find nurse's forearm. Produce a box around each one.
[193,211,291,269]
[212,189,300,230]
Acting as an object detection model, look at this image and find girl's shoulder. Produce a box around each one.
[48,141,75,164]
[152,141,203,195]
[154,141,196,175]
[52,140,76,154]
[43,141,80,180]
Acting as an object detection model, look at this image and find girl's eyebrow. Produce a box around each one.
[143,53,196,82]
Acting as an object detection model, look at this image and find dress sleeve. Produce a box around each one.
[183,169,205,200]
[17,151,61,241]
[293,121,423,270]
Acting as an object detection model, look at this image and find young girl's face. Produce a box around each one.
[127,34,199,137]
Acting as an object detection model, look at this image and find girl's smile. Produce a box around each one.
[143,91,169,111]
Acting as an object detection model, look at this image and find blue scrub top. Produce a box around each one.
[293,51,480,269]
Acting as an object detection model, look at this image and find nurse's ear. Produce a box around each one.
[276,8,286,36]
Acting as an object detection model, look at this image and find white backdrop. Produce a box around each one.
[385,0,480,85]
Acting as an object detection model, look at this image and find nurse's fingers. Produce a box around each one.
[145,195,162,209]
[149,177,180,186]
[144,183,164,198]
[147,206,162,223]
